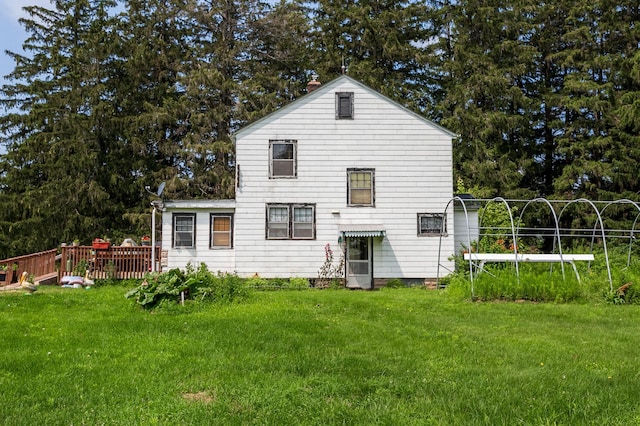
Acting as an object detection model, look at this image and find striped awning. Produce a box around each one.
[339,224,386,238]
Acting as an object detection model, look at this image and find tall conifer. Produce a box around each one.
[0,0,121,255]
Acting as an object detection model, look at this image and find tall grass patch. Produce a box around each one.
[446,246,640,304]
[445,263,585,302]
[478,264,583,302]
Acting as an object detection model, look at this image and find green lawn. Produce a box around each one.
[1,285,639,425]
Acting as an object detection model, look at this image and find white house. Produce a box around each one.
[160,75,460,289]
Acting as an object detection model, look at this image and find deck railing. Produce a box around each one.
[0,249,58,286]
[0,245,162,286]
[60,245,162,280]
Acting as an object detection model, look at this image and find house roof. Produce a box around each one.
[234,74,457,139]
[163,199,236,210]
[453,194,481,211]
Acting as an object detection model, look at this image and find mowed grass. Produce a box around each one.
[1,286,640,425]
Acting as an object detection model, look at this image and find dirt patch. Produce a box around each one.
[182,391,215,404]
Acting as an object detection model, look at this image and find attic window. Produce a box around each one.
[336,92,354,119]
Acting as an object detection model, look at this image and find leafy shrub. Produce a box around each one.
[384,278,405,288]
[73,259,90,276]
[605,282,640,305]
[287,277,310,290]
[245,276,310,291]
[245,274,273,290]
[125,264,248,309]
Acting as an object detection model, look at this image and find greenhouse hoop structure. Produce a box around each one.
[438,197,640,298]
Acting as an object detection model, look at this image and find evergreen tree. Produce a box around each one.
[240,0,312,116]
[0,0,312,256]
[310,0,434,111]
[172,0,311,199]
[553,0,640,200]
[115,0,192,201]
[430,0,536,198]
[2,0,639,258]
[0,0,123,256]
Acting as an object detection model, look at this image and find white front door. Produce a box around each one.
[346,237,373,289]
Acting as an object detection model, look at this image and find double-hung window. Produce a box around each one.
[269,140,296,178]
[173,213,196,248]
[336,92,354,119]
[210,214,233,248]
[418,213,446,236]
[347,168,374,207]
[267,205,290,239]
[266,204,315,240]
[292,206,314,239]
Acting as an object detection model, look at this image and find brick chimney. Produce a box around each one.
[307,75,321,93]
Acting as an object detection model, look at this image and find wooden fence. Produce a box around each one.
[60,245,162,280]
[0,249,57,286]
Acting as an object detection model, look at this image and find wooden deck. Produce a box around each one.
[60,245,162,280]
[0,245,162,287]
[0,249,57,287]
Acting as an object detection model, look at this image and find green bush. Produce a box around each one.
[245,274,275,290]
[384,278,405,288]
[287,277,310,290]
[605,282,640,305]
[125,264,248,309]
[245,276,310,291]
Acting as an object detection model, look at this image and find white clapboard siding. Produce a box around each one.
[161,75,458,280]
[454,207,480,255]
[161,202,236,273]
[232,75,456,278]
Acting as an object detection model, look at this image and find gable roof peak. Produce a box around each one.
[234,74,456,138]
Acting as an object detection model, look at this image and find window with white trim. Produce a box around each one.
[210,214,233,248]
[269,140,297,178]
[173,213,196,248]
[336,92,354,119]
[418,213,447,236]
[266,204,315,240]
[347,168,374,207]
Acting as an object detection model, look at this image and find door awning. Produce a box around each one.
[339,224,386,238]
